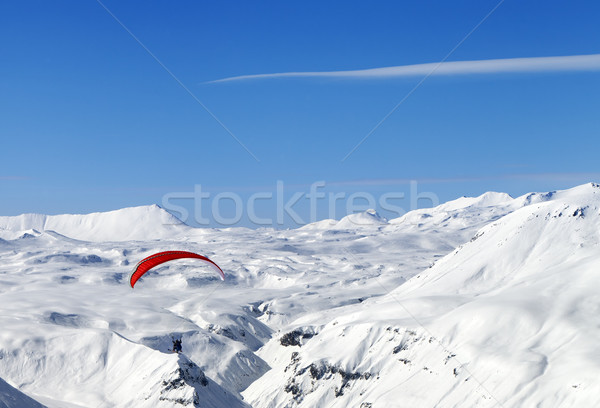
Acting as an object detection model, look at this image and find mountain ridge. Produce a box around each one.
[243,183,600,407]
[0,205,188,242]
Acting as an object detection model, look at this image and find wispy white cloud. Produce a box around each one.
[324,172,600,187]
[208,54,600,83]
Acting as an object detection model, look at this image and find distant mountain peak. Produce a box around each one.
[334,209,388,229]
[0,205,189,242]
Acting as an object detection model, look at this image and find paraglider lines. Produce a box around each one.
[341,0,505,162]
[95,0,260,162]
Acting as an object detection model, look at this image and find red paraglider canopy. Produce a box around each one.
[130,251,225,288]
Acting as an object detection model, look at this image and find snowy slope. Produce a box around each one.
[0,205,188,242]
[1,184,599,407]
[243,183,600,407]
[388,191,517,233]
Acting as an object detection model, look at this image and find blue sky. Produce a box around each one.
[1,1,599,227]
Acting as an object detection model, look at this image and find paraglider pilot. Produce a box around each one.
[172,337,183,353]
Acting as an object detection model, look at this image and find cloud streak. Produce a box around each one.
[208,54,600,83]
[324,172,600,187]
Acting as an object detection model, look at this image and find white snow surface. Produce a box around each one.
[1,184,599,407]
[0,205,188,242]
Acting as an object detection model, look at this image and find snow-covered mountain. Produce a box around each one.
[244,183,600,407]
[0,205,188,242]
[1,184,599,407]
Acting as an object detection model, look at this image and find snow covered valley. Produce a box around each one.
[1,184,599,407]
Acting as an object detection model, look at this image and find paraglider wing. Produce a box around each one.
[130,251,225,288]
